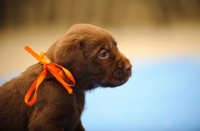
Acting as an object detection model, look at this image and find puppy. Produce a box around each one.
[0,24,132,131]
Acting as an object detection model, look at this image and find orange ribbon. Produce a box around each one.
[24,46,75,106]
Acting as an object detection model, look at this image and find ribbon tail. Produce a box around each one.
[24,80,37,106]
[24,69,47,106]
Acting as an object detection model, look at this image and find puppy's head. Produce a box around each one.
[46,24,132,90]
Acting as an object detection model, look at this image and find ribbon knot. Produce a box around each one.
[24,46,75,106]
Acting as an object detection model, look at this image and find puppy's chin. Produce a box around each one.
[100,70,132,88]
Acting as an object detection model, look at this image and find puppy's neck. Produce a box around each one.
[74,77,98,91]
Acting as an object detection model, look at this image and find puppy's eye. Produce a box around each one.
[99,50,108,59]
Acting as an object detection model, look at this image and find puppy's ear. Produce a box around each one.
[54,38,86,78]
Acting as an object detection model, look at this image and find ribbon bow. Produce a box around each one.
[24,46,75,106]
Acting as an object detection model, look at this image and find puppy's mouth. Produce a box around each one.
[101,68,132,88]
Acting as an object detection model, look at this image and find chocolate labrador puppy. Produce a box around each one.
[0,24,132,131]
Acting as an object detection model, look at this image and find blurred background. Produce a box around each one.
[0,0,200,130]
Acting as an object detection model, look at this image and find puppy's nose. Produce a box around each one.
[124,63,132,72]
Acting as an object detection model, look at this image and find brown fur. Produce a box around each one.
[0,24,132,131]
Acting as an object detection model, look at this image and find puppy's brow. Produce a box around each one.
[113,40,117,46]
[105,46,109,50]
[110,42,113,48]
[110,41,117,49]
